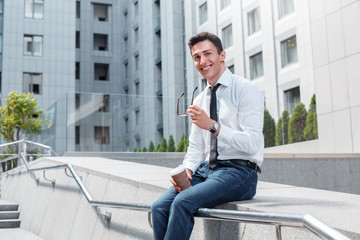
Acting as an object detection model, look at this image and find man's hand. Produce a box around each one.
[186,105,214,131]
[170,168,193,193]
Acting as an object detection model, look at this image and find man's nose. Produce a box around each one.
[199,56,206,65]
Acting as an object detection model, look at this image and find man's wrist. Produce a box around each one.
[210,121,220,133]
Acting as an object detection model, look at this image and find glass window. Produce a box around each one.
[135,54,139,71]
[279,0,294,18]
[199,2,207,25]
[250,52,264,80]
[134,1,139,16]
[222,24,233,49]
[134,27,139,43]
[0,34,2,53]
[220,0,231,10]
[98,94,110,112]
[24,35,43,56]
[23,73,42,95]
[25,0,44,19]
[76,31,80,49]
[0,0,3,15]
[281,35,298,67]
[284,86,300,114]
[94,34,108,51]
[93,3,108,22]
[124,87,129,104]
[94,126,110,144]
[248,7,261,36]
[75,93,80,109]
[124,37,128,52]
[94,63,109,81]
[135,82,139,96]
[124,117,129,133]
[76,1,80,19]
[75,126,80,145]
[135,110,140,125]
[124,63,128,78]
[76,62,80,80]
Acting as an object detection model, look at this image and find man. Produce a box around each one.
[151,32,264,240]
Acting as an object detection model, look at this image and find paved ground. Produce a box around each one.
[0,228,45,240]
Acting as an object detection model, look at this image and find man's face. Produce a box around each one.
[191,40,226,85]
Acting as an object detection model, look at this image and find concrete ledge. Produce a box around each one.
[1,157,359,239]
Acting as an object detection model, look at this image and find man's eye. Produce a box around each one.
[194,56,200,61]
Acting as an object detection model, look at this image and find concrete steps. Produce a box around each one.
[0,201,20,228]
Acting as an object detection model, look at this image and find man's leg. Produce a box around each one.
[164,162,258,240]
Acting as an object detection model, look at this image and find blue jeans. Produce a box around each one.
[151,161,258,240]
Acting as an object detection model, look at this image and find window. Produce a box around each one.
[93,3,108,22]
[94,126,110,144]
[284,86,300,114]
[135,110,140,125]
[199,2,207,25]
[124,62,128,78]
[134,27,139,43]
[136,138,141,148]
[98,94,110,112]
[124,117,129,133]
[250,52,264,79]
[23,73,42,95]
[248,7,261,36]
[76,31,80,49]
[25,0,44,19]
[222,24,233,49]
[76,1,80,19]
[94,34,108,51]
[134,1,139,16]
[124,37,128,52]
[281,35,298,67]
[135,54,139,71]
[220,0,230,10]
[24,35,43,56]
[0,0,3,15]
[279,0,294,18]
[124,87,129,104]
[75,93,80,109]
[228,65,234,74]
[76,62,80,80]
[135,82,139,97]
[94,63,109,81]
[124,11,128,26]
[75,126,80,145]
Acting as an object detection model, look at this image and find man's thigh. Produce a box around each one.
[176,165,258,209]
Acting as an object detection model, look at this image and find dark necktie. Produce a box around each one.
[209,84,220,169]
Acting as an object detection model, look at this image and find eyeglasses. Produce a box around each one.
[177,87,198,116]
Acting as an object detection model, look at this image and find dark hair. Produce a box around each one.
[188,32,223,54]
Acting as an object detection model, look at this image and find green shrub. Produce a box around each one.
[288,103,307,143]
[304,94,318,140]
[263,109,276,147]
[176,134,186,152]
[167,135,176,152]
[275,110,289,146]
[148,141,155,152]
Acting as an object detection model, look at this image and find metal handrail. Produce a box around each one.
[2,143,350,240]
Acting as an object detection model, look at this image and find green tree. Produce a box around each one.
[158,137,167,152]
[185,138,189,152]
[0,91,52,143]
[263,109,276,147]
[304,94,318,141]
[133,147,137,152]
[142,146,147,152]
[288,103,307,143]
[148,141,155,152]
[176,134,186,152]
[275,110,289,146]
[167,135,176,152]
[154,143,161,152]
[138,148,142,152]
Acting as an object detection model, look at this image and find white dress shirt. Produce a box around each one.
[183,69,264,173]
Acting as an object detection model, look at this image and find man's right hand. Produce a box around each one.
[170,168,193,192]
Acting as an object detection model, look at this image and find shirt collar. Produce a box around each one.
[206,68,231,93]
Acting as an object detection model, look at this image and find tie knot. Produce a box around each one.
[210,84,220,94]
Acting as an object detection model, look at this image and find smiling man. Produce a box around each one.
[151,32,264,240]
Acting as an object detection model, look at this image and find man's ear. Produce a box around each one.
[220,51,226,62]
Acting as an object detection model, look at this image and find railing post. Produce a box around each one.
[276,225,282,240]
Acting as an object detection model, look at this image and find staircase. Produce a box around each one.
[0,200,20,228]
